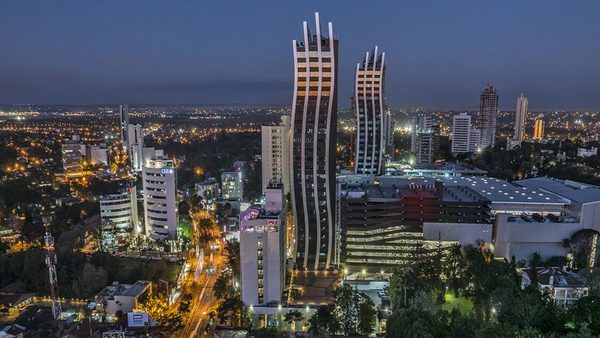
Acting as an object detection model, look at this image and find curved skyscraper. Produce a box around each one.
[290,13,338,271]
[354,47,387,175]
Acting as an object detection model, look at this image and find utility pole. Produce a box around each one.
[42,214,62,319]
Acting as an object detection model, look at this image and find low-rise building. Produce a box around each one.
[521,267,588,307]
[577,147,597,158]
[95,281,151,315]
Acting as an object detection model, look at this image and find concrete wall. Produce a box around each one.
[494,214,582,261]
[423,222,492,244]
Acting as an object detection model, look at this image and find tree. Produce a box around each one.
[358,296,377,335]
[284,310,304,331]
[333,283,360,335]
[178,294,192,317]
[0,239,8,256]
[224,239,240,280]
[217,293,242,325]
[307,313,323,338]
[214,270,230,300]
[72,263,109,298]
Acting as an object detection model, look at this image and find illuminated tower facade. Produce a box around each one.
[119,104,129,150]
[354,47,386,176]
[533,115,545,140]
[513,93,528,143]
[290,12,338,270]
[478,84,499,149]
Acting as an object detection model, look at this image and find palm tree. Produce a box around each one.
[224,239,240,280]
[307,314,322,338]
[445,243,463,295]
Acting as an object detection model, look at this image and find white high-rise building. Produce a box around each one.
[142,157,178,240]
[128,124,145,171]
[411,114,432,153]
[451,113,480,154]
[469,128,481,153]
[240,184,285,306]
[411,114,437,163]
[451,113,472,154]
[514,93,528,143]
[261,116,291,194]
[100,186,140,237]
[221,171,243,201]
[119,104,129,150]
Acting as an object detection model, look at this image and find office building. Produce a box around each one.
[512,93,528,146]
[100,186,140,246]
[451,113,471,154]
[240,184,285,306]
[195,177,220,210]
[128,124,145,172]
[61,141,84,178]
[469,128,481,153]
[411,114,432,153]
[86,145,108,166]
[533,115,545,140]
[451,113,480,154]
[354,46,386,176]
[221,171,244,201]
[261,116,291,194]
[411,114,438,163]
[142,157,177,240]
[290,12,338,270]
[119,104,129,150]
[478,83,499,149]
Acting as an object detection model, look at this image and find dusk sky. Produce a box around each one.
[1,0,599,109]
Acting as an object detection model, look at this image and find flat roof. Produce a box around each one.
[376,176,568,205]
[516,177,600,204]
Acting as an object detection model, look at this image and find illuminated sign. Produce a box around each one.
[160,168,174,175]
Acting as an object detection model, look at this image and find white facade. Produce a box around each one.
[221,171,243,201]
[195,177,220,210]
[451,113,471,154]
[240,186,285,306]
[100,187,140,235]
[261,116,291,194]
[87,145,108,166]
[61,142,83,178]
[95,281,151,315]
[513,93,528,145]
[142,157,178,240]
[577,147,597,157]
[128,124,145,172]
[411,114,432,153]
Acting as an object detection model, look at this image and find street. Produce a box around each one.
[179,247,224,337]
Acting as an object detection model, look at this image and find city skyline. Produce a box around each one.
[2,1,600,109]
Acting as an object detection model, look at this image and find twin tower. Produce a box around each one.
[290,13,388,271]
